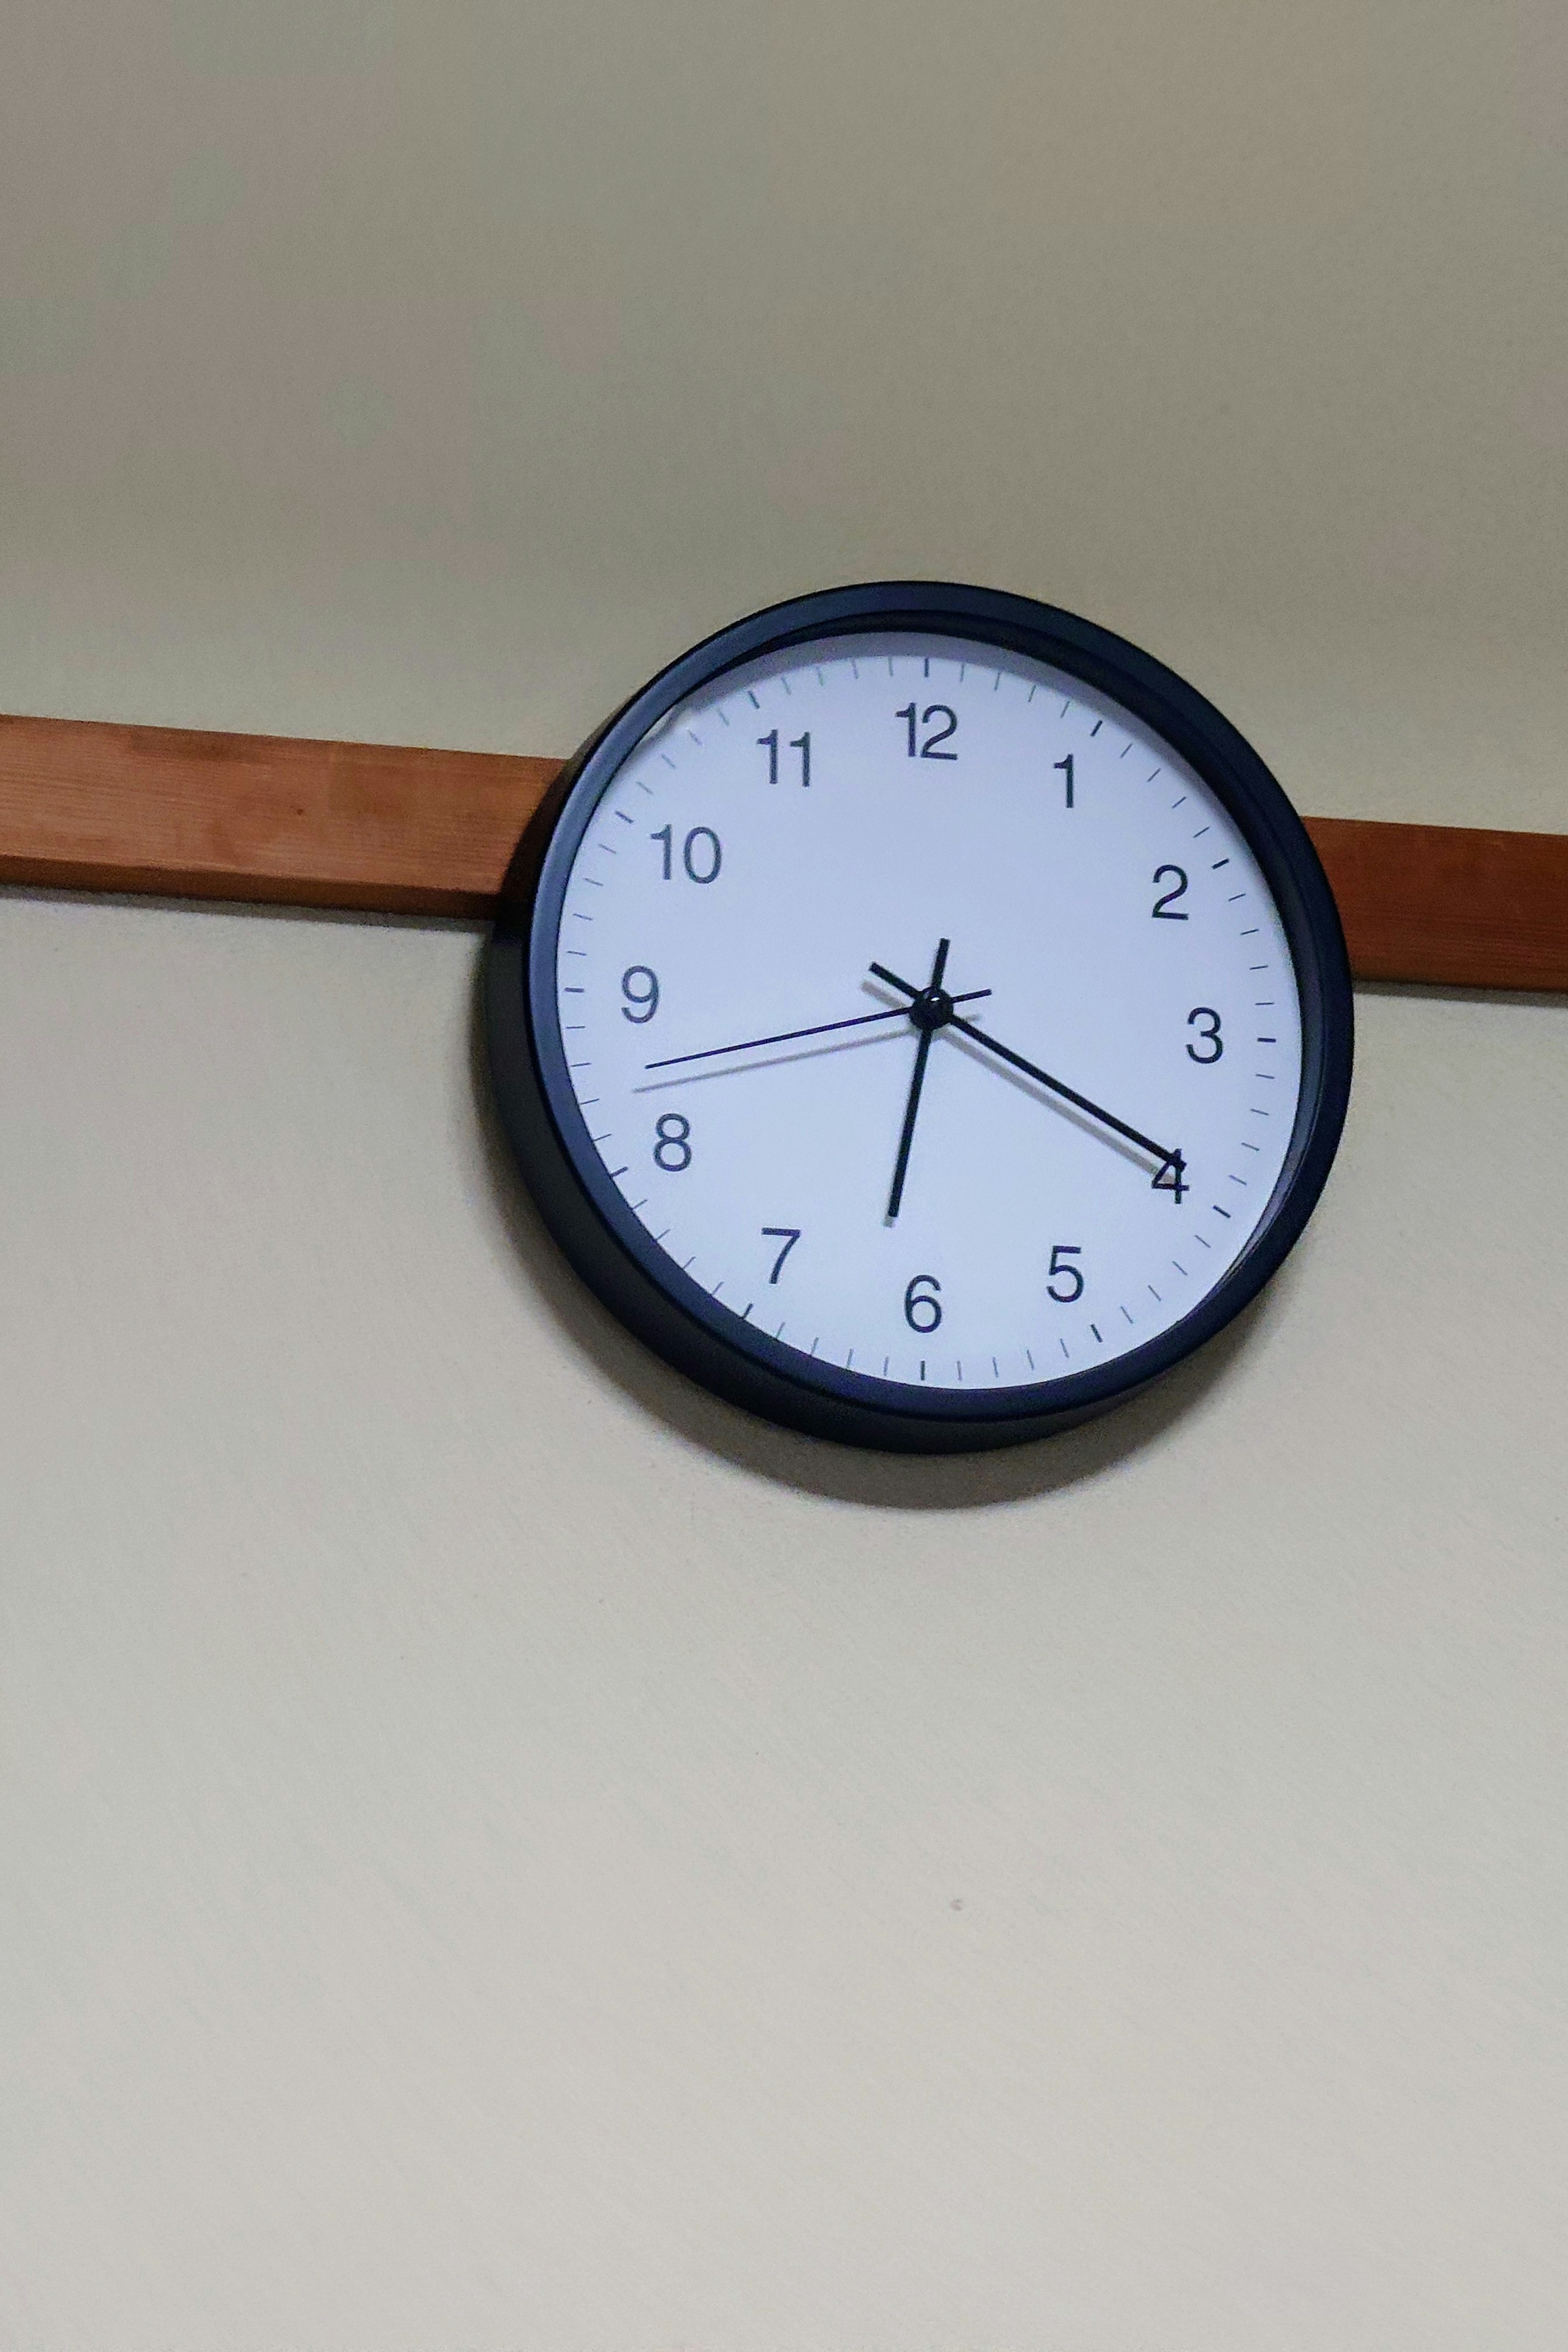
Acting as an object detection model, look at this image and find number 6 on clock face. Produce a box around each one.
[485,582,1353,1453]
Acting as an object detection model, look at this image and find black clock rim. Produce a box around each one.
[485,580,1353,1454]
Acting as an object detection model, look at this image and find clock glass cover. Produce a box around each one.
[486,584,1352,1451]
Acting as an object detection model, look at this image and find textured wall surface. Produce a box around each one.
[3,904,1566,2348]
[2,0,1567,826]
[2,2,1568,2345]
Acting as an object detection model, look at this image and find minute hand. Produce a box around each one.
[946,1014,1179,1168]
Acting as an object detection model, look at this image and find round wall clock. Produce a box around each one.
[485,582,1353,1452]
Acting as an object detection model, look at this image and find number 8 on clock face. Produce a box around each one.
[486,582,1353,1453]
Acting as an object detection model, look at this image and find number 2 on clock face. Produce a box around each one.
[543,627,1305,1399]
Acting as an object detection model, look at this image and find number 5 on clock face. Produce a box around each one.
[486,584,1352,1452]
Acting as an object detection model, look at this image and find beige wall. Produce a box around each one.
[2,4,1566,2343]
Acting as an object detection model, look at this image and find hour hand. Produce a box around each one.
[884,938,952,1220]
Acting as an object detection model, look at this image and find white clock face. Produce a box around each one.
[549,629,1303,1395]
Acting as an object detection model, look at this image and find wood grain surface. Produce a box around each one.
[1,710,1564,989]
[1303,815,1568,992]
[0,712,557,919]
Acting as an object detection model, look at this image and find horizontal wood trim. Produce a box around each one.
[1,711,1564,990]
[1303,815,1568,992]
[0,712,557,920]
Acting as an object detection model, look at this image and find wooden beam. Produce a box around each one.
[1303,815,1568,993]
[0,712,555,920]
[1,710,1564,990]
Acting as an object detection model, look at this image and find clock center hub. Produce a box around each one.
[909,984,956,1035]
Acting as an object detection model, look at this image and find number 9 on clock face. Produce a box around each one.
[486,583,1352,1452]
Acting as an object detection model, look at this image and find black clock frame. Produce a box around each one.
[485,581,1353,1453]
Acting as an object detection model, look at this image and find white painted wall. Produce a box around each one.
[2,4,1567,2343]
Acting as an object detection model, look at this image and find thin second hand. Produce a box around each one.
[645,988,990,1071]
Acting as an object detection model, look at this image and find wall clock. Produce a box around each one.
[485,582,1353,1452]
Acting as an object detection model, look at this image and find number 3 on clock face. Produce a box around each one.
[486,582,1353,1453]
